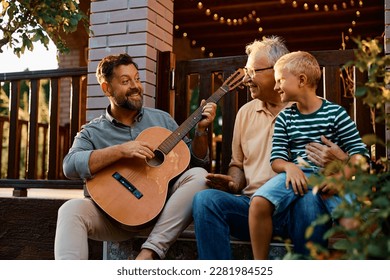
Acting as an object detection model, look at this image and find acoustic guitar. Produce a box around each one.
[86,68,245,229]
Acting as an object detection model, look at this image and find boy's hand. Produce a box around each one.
[285,163,308,196]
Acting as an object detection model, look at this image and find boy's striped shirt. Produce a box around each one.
[270,99,369,166]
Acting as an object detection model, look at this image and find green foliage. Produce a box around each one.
[0,0,90,56]
[303,38,390,260]
[345,38,390,124]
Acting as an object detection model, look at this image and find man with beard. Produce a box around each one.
[54,53,216,260]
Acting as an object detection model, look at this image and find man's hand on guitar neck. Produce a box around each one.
[192,100,217,159]
[197,99,217,131]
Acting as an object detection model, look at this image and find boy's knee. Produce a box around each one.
[250,196,273,217]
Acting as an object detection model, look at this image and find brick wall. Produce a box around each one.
[58,49,83,126]
[87,0,174,121]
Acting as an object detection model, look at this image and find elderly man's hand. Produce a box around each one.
[205,173,240,194]
[306,135,348,167]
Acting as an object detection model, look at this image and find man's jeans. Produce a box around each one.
[192,189,330,259]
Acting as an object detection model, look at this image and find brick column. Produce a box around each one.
[87,0,174,121]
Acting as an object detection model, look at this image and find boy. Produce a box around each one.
[249,51,369,259]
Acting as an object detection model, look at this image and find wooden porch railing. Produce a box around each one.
[0,68,87,196]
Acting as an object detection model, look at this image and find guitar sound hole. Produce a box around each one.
[146,149,165,167]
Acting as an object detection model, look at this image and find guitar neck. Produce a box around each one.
[158,85,229,155]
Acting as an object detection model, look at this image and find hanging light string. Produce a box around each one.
[175,1,265,57]
[196,2,262,27]
[280,0,365,49]
[280,0,363,11]
[175,0,365,56]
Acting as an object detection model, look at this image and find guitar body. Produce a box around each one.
[86,126,190,229]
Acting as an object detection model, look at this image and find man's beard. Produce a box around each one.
[113,91,143,111]
[119,98,143,111]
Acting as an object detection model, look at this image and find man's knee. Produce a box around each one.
[193,189,208,210]
[186,167,208,180]
[176,167,208,187]
[58,198,94,220]
[194,189,216,205]
[193,189,219,215]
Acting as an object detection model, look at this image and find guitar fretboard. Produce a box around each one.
[158,85,229,155]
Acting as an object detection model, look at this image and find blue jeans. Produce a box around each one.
[252,171,346,220]
[192,189,330,259]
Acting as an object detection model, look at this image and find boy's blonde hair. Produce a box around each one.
[274,51,322,89]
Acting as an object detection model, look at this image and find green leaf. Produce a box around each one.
[355,86,367,97]
[332,238,350,250]
[367,244,384,257]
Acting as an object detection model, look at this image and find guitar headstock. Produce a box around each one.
[222,68,245,91]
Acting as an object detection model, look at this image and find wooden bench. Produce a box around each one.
[103,224,288,260]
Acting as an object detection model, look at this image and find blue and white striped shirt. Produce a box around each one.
[270,99,369,166]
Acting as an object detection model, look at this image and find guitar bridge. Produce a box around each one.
[112,172,143,199]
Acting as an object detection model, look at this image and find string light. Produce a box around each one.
[280,1,363,14]
[176,1,265,56]
[197,2,262,28]
[279,0,365,49]
[176,0,366,56]
[324,4,329,12]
